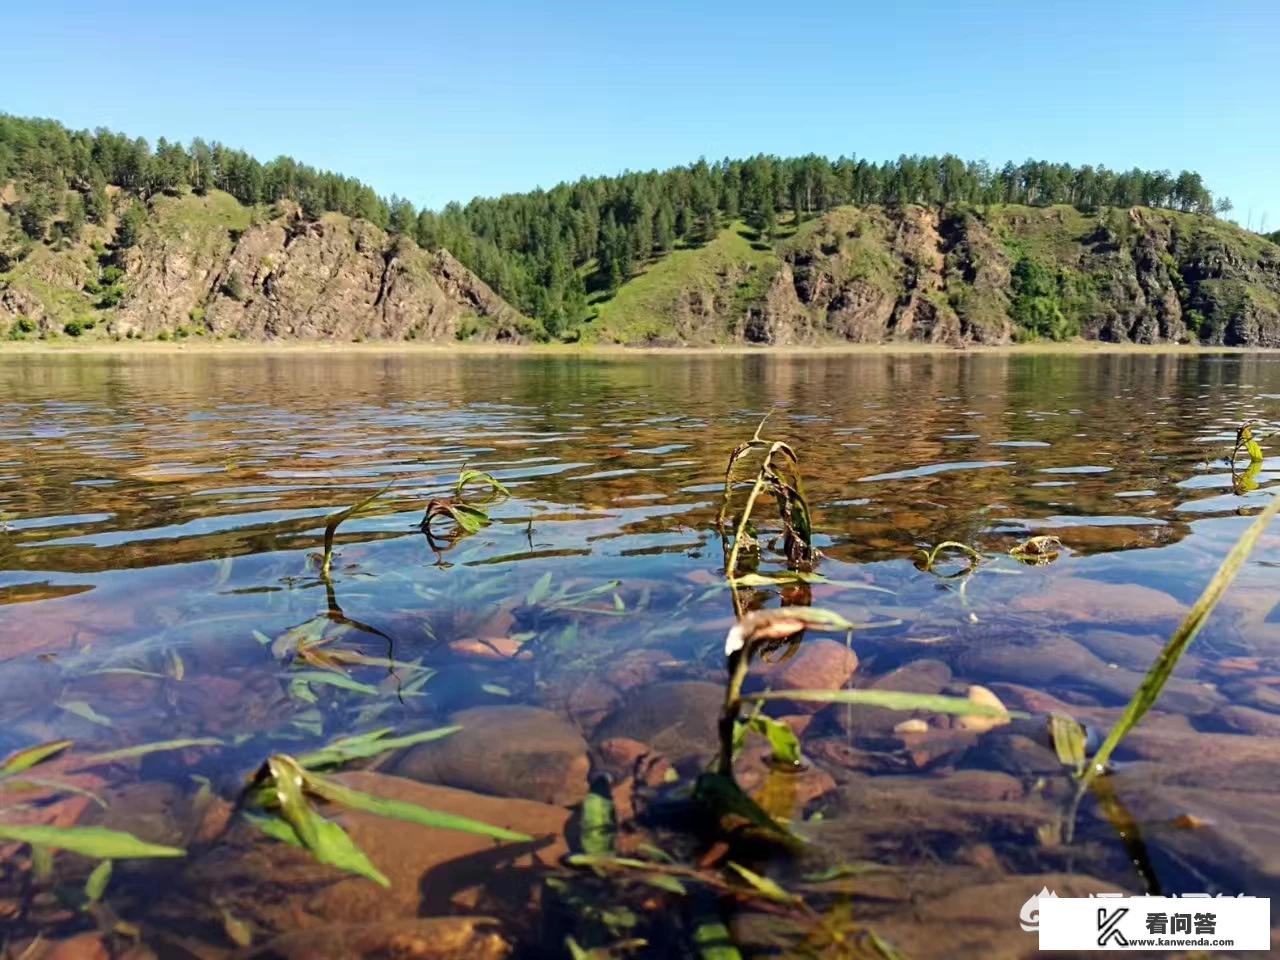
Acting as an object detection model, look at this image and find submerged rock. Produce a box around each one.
[170,772,568,935]
[751,638,858,714]
[396,706,589,806]
[831,658,952,737]
[1012,577,1184,624]
[248,917,511,960]
[593,681,723,765]
[956,685,1011,734]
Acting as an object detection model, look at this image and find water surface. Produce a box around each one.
[2,352,1279,957]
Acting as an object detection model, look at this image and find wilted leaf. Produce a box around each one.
[724,606,855,656]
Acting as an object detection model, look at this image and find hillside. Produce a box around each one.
[582,204,1280,346]
[1,112,1278,346]
[2,186,1278,347]
[0,190,538,343]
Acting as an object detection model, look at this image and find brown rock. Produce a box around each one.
[248,917,510,960]
[956,684,1011,733]
[446,636,529,660]
[753,638,858,713]
[174,772,567,933]
[1218,704,1280,737]
[602,648,672,690]
[396,706,589,806]
[39,934,109,960]
[1012,577,1183,624]
[832,658,952,736]
[593,681,723,764]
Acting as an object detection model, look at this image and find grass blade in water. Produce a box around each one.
[71,737,222,768]
[1081,493,1280,784]
[303,771,532,842]
[1,739,73,777]
[740,689,1016,719]
[0,824,185,859]
[295,726,460,769]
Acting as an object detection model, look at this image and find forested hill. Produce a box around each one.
[2,113,1278,347]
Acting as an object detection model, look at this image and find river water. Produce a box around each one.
[1,351,1278,958]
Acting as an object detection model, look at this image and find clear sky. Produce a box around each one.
[4,1,1278,227]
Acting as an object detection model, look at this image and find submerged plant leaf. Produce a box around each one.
[1049,715,1087,775]
[580,785,616,856]
[259,755,388,887]
[288,671,380,696]
[304,771,532,842]
[295,726,460,769]
[72,737,222,768]
[747,715,802,768]
[58,701,113,727]
[0,824,185,859]
[1082,493,1280,784]
[1,739,73,777]
[694,772,803,848]
[740,689,1017,718]
[321,481,396,578]
[693,912,744,960]
[526,571,553,605]
[726,861,799,904]
[84,859,112,903]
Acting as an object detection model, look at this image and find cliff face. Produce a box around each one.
[0,192,538,343]
[585,203,1280,347]
[2,189,1277,347]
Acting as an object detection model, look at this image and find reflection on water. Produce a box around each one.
[1,351,1279,957]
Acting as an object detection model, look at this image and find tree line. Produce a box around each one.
[1,113,1231,336]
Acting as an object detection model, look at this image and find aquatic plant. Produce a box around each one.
[245,751,530,887]
[1009,534,1063,565]
[1231,422,1264,466]
[915,540,982,576]
[1079,492,1280,785]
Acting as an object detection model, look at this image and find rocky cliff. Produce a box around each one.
[3,189,1278,347]
[0,192,539,343]
[585,203,1280,347]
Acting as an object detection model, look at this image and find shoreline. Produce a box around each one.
[0,340,1275,358]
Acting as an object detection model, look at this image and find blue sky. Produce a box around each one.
[4,1,1278,227]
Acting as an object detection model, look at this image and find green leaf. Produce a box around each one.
[747,715,802,767]
[288,671,380,696]
[84,859,112,903]
[57,701,113,727]
[455,468,511,500]
[322,481,395,578]
[1082,493,1280,784]
[303,770,531,842]
[481,683,511,697]
[0,824,185,859]
[259,755,389,887]
[693,773,802,848]
[580,789,616,856]
[693,913,743,960]
[71,737,222,768]
[1049,715,1087,775]
[1,739,73,777]
[526,571,553,605]
[638,872,687,895]
[739,689,1018,718]
[295,726,460,769]
[726,861,798,904]
[450,502,491,533]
